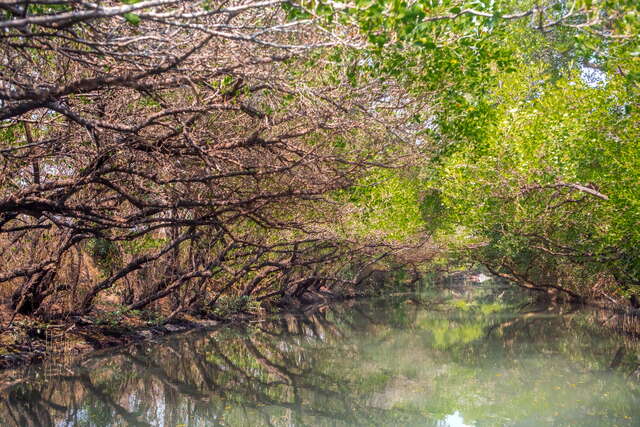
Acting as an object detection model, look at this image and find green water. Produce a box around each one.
[2,282,640,426]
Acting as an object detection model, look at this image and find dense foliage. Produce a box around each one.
[336,0,640,301]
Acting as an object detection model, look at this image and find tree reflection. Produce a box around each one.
[1,289,640,426]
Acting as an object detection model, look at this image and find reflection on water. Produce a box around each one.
[2,282,640,426]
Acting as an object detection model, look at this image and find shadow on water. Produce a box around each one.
[2,283,640,426]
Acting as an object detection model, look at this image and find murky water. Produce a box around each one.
[2,281,640,426]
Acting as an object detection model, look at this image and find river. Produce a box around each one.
[1,279,639,426]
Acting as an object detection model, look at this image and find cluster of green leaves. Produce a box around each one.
[211,295,261,317]
[86,238,121,276]
[121,235,168,255]
[338,168,428,241]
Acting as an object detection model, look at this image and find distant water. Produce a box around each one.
[1,280,639,426]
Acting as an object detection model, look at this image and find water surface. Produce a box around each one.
[2,282,640,426]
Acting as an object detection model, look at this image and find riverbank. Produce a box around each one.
[0,313,218,371]
[2,274,639,376]
[0,288,365,373]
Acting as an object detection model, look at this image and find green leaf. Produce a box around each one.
[123,12,141,26]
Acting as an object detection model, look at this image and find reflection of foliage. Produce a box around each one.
[1,285,639,426]
[428,318,484,349]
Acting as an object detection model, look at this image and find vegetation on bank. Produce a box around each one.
[339,0,640,302]
[0,0,639,342]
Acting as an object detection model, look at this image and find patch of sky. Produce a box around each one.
[579,63,607,88]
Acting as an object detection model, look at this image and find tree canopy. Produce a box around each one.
[0,0,639,327]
